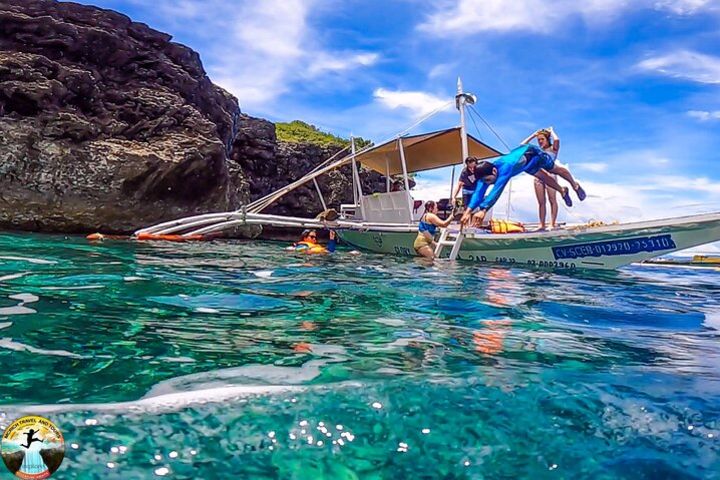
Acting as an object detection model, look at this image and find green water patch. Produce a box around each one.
[0,234,718,477]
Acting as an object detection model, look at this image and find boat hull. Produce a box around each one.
[337,212,720,270]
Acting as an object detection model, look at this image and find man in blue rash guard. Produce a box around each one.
[460,144,585,228]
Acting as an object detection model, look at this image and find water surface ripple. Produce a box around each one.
[0,233,718,479]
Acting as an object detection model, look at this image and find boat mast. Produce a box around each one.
[457,77,470,161]
[453,78,475,206]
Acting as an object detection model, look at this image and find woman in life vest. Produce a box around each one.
[287,229,337,254]
[414,200,453,259]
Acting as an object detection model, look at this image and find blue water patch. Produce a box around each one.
[2,234,720,479]
[539,301,705,331]
[149,293,300,313]
[553,234,677,260]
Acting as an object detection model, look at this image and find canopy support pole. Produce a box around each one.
[351,137,366,219]
[398,137,414,223]
[312,178,327,211]
[350,136,359,207]
[449,166,456,208]
[505,183,512,220]
[385,158,390,192]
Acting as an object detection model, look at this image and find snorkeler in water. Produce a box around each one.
[20,429,42,449]
[286,229,337,254]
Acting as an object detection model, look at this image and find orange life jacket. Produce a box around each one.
[489,219,525,234]
[288,241,328,254]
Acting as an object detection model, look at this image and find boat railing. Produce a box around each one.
[360,191,418,224]
[340,203,359,219]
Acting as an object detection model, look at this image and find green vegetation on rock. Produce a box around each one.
[276,121,372,149]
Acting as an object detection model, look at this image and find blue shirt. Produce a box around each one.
[467,145,533,211]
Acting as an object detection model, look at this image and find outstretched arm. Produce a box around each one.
[549,126,560,155]
[427,212,452,228]
[327,230,337,253]
[461,183,490,227]
[451,180,464,200]
[520,130,539,145]
[477,173,512,211]
[466,183,489,211]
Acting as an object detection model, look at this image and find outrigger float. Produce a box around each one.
[135,80,720,270]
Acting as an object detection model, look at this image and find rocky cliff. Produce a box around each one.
[0,0,384,234]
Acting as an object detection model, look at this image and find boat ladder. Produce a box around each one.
[434,227,465,260]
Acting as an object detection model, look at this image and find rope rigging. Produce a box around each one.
[467,105,510,151]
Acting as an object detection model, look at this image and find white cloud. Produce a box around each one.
[412,176,457,203]
[418,0,716,36]
[412,169,720,226]
[233,1,308,58]
[688,110,720,121]
[576,162,609,173]
[428,62,459,80]
[636,50,720,85]
[212,0,379,110]
[653,0,716,15]
[99,0,380,112]
[638,175,720,194]
[373,88,453,117]
[306,52,380,77]
[209,0,310,106]
[153,0,205,19]
[648,157,671,167]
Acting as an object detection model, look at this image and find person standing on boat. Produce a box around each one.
[414,200,453,258]
[452,156,480,209]
[460,141,586,228]
[521,127,561,230]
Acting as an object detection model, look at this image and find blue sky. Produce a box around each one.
[83,0,720,249]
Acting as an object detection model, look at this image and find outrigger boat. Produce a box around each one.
[136,80,720,270]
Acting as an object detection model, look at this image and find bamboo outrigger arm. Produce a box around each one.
[134,96,462,238]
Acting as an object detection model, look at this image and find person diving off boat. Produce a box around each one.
[460,133,587,228]
[20,429,42,449]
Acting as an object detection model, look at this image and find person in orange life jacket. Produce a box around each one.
[288,229,337,253]
[414,200,453,259]
[460,138,587,228]
[452,156,480,208]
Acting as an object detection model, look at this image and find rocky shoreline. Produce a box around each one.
[0,0,384,236]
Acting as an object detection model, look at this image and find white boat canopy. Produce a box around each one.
[355,127,502,176]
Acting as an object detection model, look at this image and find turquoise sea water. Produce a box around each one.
[0,232,719,479]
